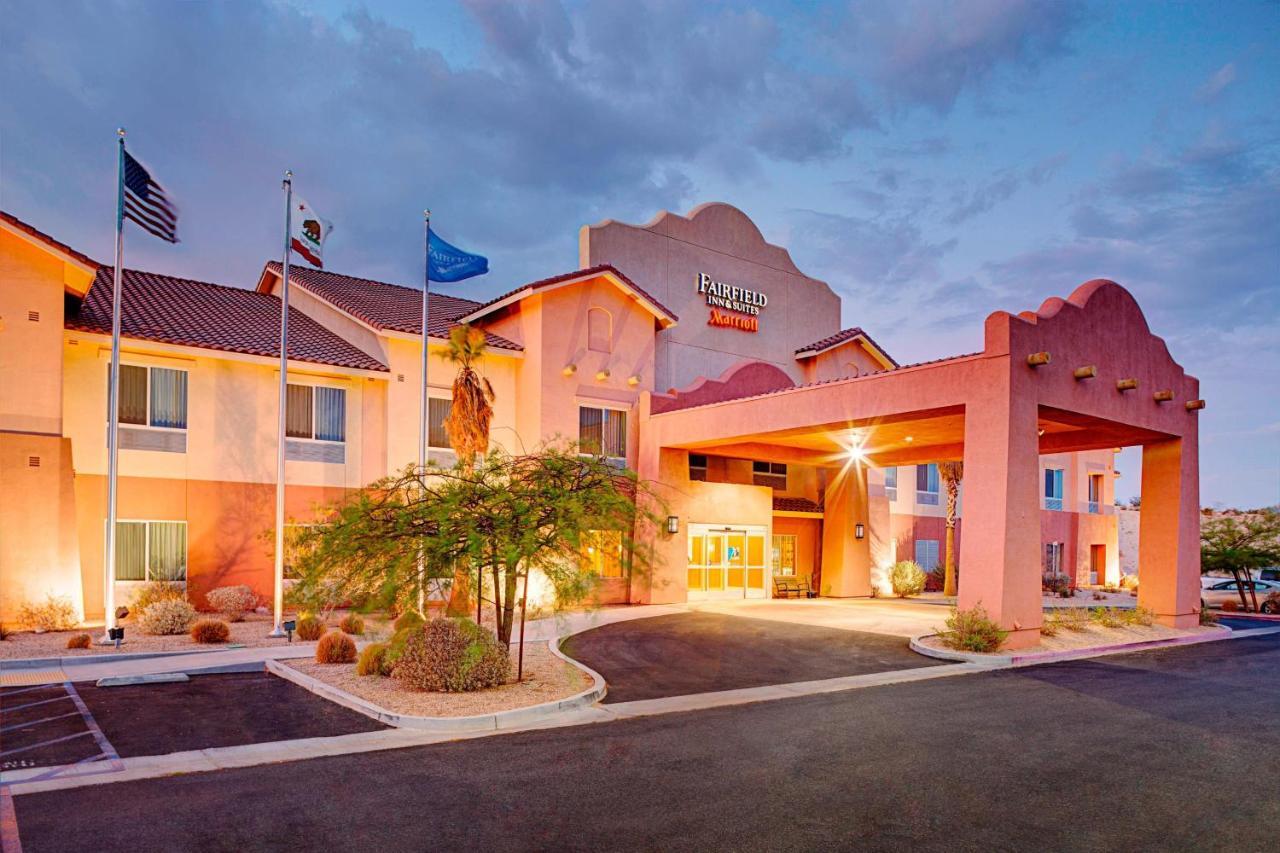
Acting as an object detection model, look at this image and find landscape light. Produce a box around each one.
[283,619,296,642]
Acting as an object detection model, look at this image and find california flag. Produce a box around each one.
[290,198,333,268]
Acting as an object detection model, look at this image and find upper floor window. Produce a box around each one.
[884,466,898,501]
[428,397,453,450]
[587,307,612,353]
[752,461,787,490]
[689,453,708,482]
[916,464,939,505]
[1088,473,1104,513]
[287,384,346,443]
[580,406,626,459]
[1044,468,1064,511]
[115,364,188,429]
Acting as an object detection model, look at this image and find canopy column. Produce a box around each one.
[1137,437,1201,627]
[821,464,872,597]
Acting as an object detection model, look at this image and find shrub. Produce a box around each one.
[1090,607,1125,628]
[1091,591,1106,601]
[0,623,10,641]
[1122,606,1155,627]
[315,630,357,664]
[935,604,1009,653]
[1119,574,1139,591]
[138,598,197,635]
[1200,607,1218,626]
[889,561,926,598]
[295,614,325,641]
[392,610,425,634]
[129,581,185,617]
[190,619,231,644]
[205,585,257,622]
[1264,592,1280,614]
[356,642,389,676]
[66,632,92,649]
[18,594,79,633]
[339,613,365,635]
[1051,607,1089,632]
[392,617,510,692]
[1039,616,1058,637]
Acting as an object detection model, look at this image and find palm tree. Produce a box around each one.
[442,324,495,465]
[938,461,964,597]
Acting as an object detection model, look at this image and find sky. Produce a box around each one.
[2,0,1277,508]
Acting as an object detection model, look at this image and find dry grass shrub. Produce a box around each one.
[316,630,357,663]
[138,598,197,635]
[356,642,389,676]
[190,619,231,643]
[205,585,258,622]
[392,617,510,692]
[295,614,325,641]
[339,613,365,635]
[19,594,79,632]
[66,632,92,649]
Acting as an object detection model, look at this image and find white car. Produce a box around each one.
[1200,579,1280,613]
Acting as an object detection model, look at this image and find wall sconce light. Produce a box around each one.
[562,364,577,377]
[854,523,865,540]
[596,368,610,381]
[627,374,641,386]
[667,515,680,535]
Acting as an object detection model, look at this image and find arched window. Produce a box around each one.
[588,307,612,353]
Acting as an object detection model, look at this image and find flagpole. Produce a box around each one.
[99,128,127,645]
[270,171,293,638]
[418,209,431,617]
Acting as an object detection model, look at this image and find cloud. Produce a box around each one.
[838,0,1087,113]
[943,153,1067,225]
[1194,62,1238,102]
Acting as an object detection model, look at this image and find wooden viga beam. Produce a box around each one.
[1074,365,1097,379]
[1116,378,1139,392]
[1027,352,1051,367]
[1153,390,1174,402]
[1185,399,1206,411]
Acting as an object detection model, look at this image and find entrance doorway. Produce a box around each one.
[688,524,768,600]
[1090,543,1106,586]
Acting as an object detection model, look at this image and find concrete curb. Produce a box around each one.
[264,636,606,733]
[0,643,316,671]
[907,623,1262,666]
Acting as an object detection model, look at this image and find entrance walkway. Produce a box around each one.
[561,609,943,703]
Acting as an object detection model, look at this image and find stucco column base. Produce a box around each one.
[1155,612,1199,630]
[1001,626,1041,651]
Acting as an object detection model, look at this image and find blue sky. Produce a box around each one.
[3,0,1277,507]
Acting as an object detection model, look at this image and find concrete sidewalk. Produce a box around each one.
[0,645,316,686]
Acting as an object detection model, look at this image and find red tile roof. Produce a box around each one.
[262,262,522,351]
[795,326,898,367]
[69,267,389,372]
[1,210,100,270]
[459,264,679,326]
[773,496,824,514]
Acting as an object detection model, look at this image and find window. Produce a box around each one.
[772,534,797,576]
[752,461,787,489]
[581,529,624,578]
[287,384,346,442]
[111,520,187,581]
[1088,474,1104,514]
[914,539,939,571]
[916,464,939,505]
[884,466,898,501]
[429,397,453,449]
[587,307,612,353]
[579,406,626,458]
[1044,542,1064,579]
[1044,468,1064,511]
[113,364,188,429]
[689,453,708,482]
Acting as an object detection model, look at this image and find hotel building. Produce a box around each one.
[0,203,1201,647]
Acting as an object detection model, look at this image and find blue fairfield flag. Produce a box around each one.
[428,228,488,282]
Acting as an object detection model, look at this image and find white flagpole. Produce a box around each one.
[270,171,293,637]
[99,128,127,645]
[418,209,431,616]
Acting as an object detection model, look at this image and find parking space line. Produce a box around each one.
[1,696,72,715]
[62,683,121,768]
[0,713,81,736]
[0,732,92,760]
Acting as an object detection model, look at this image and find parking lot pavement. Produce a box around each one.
[2,671,385,773]
[10,632,1279,852]
[562,611,942,703]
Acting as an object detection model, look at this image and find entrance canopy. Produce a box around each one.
[636,280,1203,649]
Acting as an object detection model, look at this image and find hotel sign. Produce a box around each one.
[697,272,767,333]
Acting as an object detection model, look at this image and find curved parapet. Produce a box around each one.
[650,359,796,414]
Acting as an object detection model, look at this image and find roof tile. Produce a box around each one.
[461,264,679,325]
[69,267,389,372]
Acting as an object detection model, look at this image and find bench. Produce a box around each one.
[772,576,817,599]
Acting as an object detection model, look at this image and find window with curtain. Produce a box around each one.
[579,406,626,458]
[112,520,186,581]
[916,464,940,505]
[580,530,624,578]
[113,364,187,428]
[429,397,453,449]
[286,384,346,442]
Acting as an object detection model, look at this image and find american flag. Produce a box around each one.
[123,150,179,243]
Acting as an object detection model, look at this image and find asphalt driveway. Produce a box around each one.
[561,610,942,703]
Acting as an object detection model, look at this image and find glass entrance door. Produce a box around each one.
[688,525,767,599]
